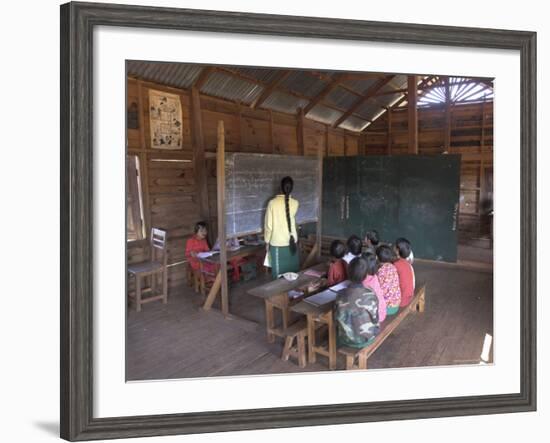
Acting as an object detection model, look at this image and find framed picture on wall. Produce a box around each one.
[60,1,536,441]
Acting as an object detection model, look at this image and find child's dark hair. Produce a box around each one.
[347,235,363,256]
[365,230,379,246]
[363,252,379,276]
[348,257,368,283]
[330,240,346,259]
[281,176,297,255]
[194,221,208,234]
[395,237,412,259]
[376,244,397,263]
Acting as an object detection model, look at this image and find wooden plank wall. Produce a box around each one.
[364,101,494,241]
[127,77,359,293]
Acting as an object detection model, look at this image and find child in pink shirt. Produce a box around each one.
[376,245,402,316]
[362,252,386,322]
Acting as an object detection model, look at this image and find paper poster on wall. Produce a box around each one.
[148,89,183,150]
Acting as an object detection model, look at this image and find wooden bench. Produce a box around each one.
[338,284,426,370]
[281,319,308,368]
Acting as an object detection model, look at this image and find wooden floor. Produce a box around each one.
[127,258,493,381]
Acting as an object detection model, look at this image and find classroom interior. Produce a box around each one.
[126,62,494,380]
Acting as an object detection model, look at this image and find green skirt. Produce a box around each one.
[269,245,299,279]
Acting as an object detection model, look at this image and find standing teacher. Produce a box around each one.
[264,176,299,279]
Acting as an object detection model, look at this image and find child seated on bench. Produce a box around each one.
[394,238,416,307]
[327,240,347,286]
[364,229,380,255]
[362,252,386,323]
[334,257,381,348]
[343,235,363,264]
[376,245,402,316]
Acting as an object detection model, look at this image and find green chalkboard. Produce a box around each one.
[322,155,461,262]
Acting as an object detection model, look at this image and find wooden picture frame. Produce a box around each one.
[60,1,536,440]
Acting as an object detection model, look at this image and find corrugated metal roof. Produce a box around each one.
[340,77,378,95]
[200,71,262,105]
[262,91,309,114]
[233,67,282,84]
[355,101,383,120]
[325,87,359,110]
[127,61,202,89]
[339,115,369,132]
[306,104,343,126]
[280,71,327,98]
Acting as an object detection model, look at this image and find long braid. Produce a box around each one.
[284,193,297,255]
[281,176,297,255]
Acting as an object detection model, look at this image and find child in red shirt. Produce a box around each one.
[185,222,216,273]
[393,237,415,307]
[327,240,347,286]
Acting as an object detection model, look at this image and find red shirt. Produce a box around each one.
[327,259,347,286]
[394,258,415,307]
[185,235,210,270]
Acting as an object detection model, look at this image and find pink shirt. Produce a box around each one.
[377,263,402,309]
[362,274,387,323]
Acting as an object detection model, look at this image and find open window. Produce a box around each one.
[126,155,146,241]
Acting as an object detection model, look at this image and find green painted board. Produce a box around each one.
[322,155,461,262]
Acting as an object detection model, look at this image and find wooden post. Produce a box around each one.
[191,87,211,225]
[316,143,323,262]
[407,75,419,154]
[479,98,487,214]
[268,109,275,153]
[216,121,229,316]
[444,76,452,153]
[325,125,329,157]
[136,80,151,236]
[297,107,305,156]
[386,107,392,155]
[343,131,347,157]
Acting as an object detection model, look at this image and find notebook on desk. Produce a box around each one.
[304,288,337,307]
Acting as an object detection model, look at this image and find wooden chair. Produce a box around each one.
[128,228,168,312]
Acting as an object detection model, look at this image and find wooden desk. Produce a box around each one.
[291,298,336,369]
[247,262,328,342]
[201,244,264,310]
[292,282,427,371]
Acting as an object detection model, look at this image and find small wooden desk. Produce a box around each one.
[291,282,427,371]
[247,262,328,342]
[291,299,336,369]
[201,244,264,310]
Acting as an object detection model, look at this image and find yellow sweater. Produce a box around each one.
[264,195,299,247]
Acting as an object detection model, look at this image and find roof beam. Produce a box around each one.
[250,70,291,109]
[303,73,346,115]
[332,75,396,128]
[192,66,215,90]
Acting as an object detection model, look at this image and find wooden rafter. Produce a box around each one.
[192,66,215,89]
[250,70,291,109]
[303,73,346,115]
[332,75,396,128]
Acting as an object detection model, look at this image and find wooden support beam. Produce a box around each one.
[297,108,305,156]
[332,75,395,128]
[444,76,452,153]
[316,143,324,262]
[136,80,151,235]
[303,73,345,115]
[250,70,291,110]
[191,87,211,226]
[325,125,329,157]
[386,107,392,155]
[268,109,275,153]
[192,66,215,90]
[217,121,229,316]
[407,75,419,154]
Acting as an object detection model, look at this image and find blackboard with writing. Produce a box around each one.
[225,153,320,238]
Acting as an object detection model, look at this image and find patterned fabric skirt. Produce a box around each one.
[269,245,299,279]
